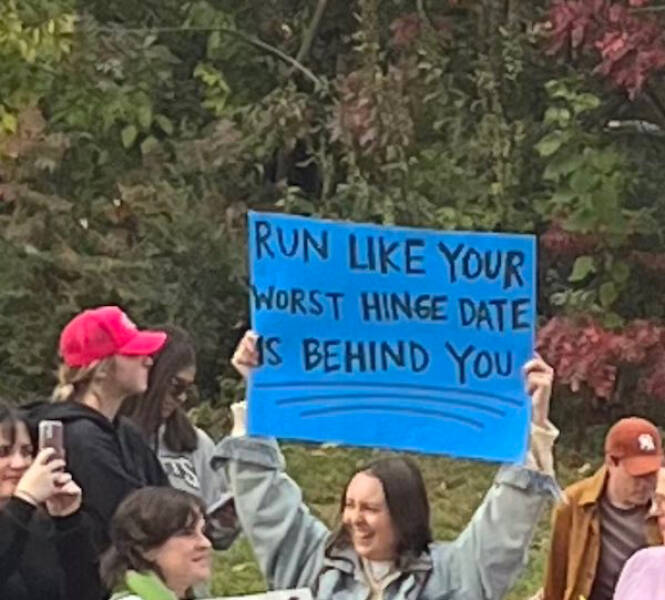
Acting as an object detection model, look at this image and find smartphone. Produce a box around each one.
[38,420,65,462]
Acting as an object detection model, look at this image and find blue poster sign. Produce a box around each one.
[247,211,536,462]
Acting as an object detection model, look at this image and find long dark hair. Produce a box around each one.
[330,456,432,562]
[0,401,27,449]
[100,487,206,591]
[126,326,198,453]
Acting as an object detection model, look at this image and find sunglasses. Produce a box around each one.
[169,376,196,400]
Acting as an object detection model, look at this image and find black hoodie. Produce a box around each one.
[26,401,169,554]
[0,496,100,600]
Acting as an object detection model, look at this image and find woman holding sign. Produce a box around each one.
[212,331,559,600]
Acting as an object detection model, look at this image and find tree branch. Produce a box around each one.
[293,0,329,67]
[92,25,322,87]
[416,0,450,52]
[630,5,665,13]
[645,85,665,129]
[416,0,434,28]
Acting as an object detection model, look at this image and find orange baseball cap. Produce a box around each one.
[605,417,663,476]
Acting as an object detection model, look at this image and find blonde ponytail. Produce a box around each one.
[52,360,110,403]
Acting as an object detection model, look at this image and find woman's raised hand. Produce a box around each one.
[523,356,554,428]
[231,330,260,380]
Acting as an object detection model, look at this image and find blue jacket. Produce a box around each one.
[212,436,556,600]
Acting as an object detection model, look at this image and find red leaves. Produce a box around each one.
[631,250,665,274]
[546,0,665,98]
[389,13,451,49]
[596,32,630,65]
[594,5,665,97]
[538,316,665,401]
[330,67,415,155]
[538,317,617,399]
[641,354,665,399]
[390,13,422,48]
[540,223,600,258]
[547,0,606,54]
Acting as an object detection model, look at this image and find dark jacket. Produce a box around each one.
[26,401,169,554]
[543,466,662,600]
[0,496,100,600]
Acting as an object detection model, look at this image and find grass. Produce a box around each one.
[210,431,607,600]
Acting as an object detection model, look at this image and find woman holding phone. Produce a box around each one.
[0,401,99,600]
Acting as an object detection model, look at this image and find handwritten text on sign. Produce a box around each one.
[247,212,535,462]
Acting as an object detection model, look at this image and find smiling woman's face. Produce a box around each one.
[144,513,212,596]
[342,471,398,561]
[0,421,33,498]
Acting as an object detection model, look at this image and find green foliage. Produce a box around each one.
[2,0,665,448]
[536,80,635,240]
[1,0,556,401]
[2,0,665,419]
[535,76,665,328]
[0,0,76,121]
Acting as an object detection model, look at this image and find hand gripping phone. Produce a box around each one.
[38,420,65,462]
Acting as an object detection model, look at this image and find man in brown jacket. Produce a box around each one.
[543,417,663,600]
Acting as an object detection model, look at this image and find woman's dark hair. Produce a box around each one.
[0,401,28,447]
[330,456,432,562]
[125,325,198,453]
[100,487,206,590]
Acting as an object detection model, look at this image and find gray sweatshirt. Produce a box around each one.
[156,425,239,550]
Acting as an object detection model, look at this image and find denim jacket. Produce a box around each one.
[212,436,556,600]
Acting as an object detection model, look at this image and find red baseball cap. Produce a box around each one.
[605,417,664,476]
[59,306,167,367]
